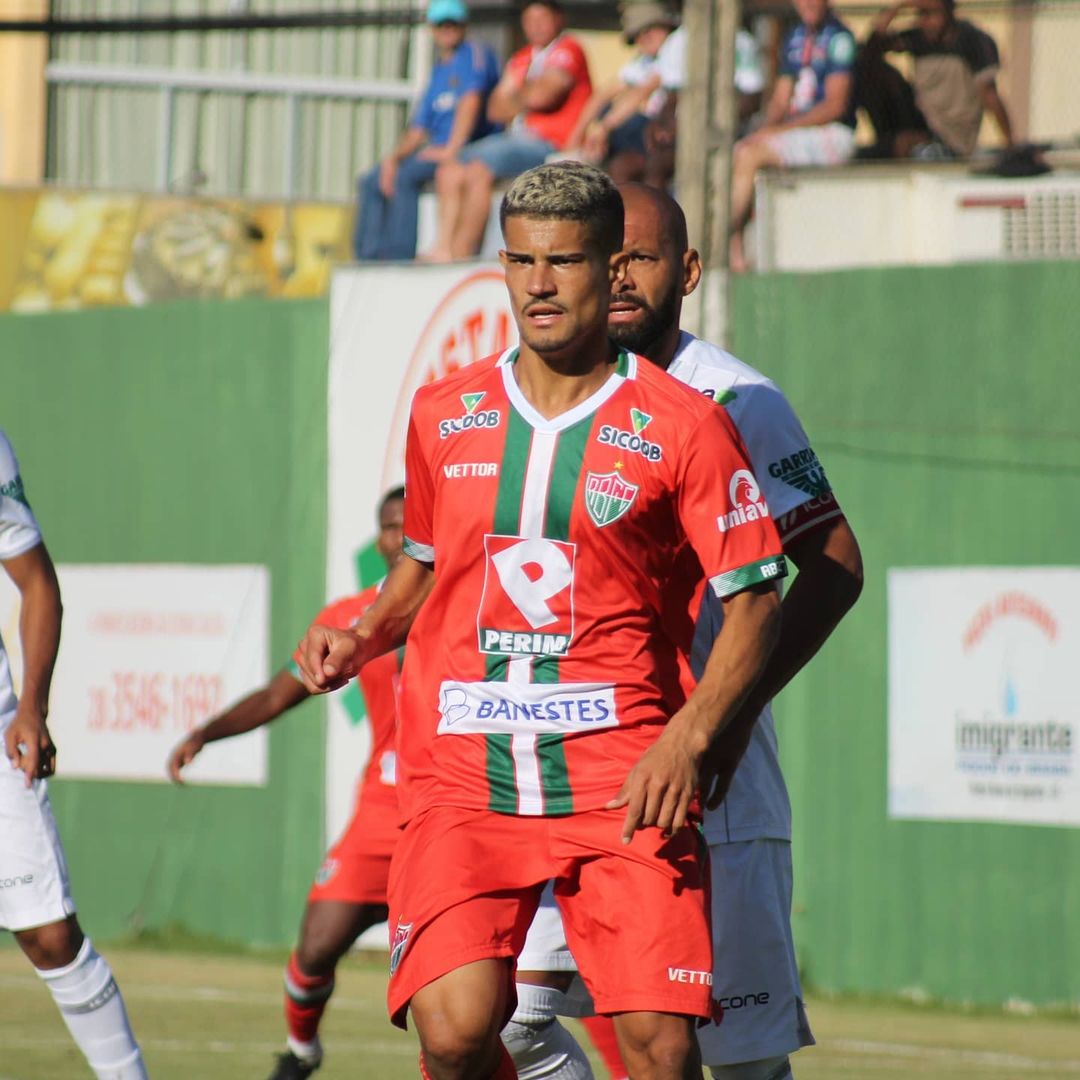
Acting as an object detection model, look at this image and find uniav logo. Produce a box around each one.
[717,469,770,533]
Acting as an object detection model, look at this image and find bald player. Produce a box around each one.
[510,184,863,1080]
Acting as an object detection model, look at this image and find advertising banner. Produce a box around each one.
[1,188,352,311]
[888,567,1079,827]
[4,565,270,785]
[325,261,511,840]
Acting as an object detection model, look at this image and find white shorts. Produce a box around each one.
[517,881,594,1017]
[0,761,76,932]
[765,123,855,167]
[697,839,814,1067]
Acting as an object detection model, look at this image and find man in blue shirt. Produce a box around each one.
[729,0,856,271]
[354,0,499,261]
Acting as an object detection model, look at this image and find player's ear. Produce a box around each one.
[684,248,702,297]
[498,249,510,268]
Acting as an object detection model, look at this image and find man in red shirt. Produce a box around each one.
[297,162,783,1080]
[425,0,591,262]
[167,487,406,1080]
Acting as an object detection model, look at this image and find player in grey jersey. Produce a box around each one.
[506,185,863,1080]
[0,431,148,1080]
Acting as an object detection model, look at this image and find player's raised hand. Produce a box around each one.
[167,730,206,785]
[606,729,701,844]
[294,625,366,694]
[4,707,56,787]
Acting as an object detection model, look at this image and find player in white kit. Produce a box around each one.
[506,186,863,1080]
[0,431,148,1080]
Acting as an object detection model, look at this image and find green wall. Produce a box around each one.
[732,261,1080,1006]
[0,297,328,946]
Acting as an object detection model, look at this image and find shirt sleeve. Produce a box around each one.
[656,27,686,90]
[0,432,43,561]
[735,31,766,95]
[964,26,1001,83]
[675,408,787,599]
[777,30,800,78]
[826,28,857,74]
[546,39,587,81]
[727,383,845,548]
[411,82,437,133]
[403,408,436,566]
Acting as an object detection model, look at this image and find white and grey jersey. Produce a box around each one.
[0,431,44,731]
[667,332,839,843]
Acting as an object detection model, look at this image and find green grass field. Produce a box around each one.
[1,945,1078,1079]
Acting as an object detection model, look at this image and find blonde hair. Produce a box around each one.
[500,161,624,255]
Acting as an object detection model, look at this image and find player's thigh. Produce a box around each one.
[0,767,76,938]
[699,840,813,1068]
[386,807,551,1028]
[553,810,712,1020]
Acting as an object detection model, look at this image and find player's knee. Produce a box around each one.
[501,1018,593,1079]
[708,1055,793,1080]
[16,915,83,970]
[418,1021,500,1078]
[618,1016,696,1074]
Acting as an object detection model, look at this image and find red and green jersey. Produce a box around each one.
[399,348,786,821]
[310,590,401,820]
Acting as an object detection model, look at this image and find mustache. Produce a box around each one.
[524,300,568,315]
[609,293,653,312]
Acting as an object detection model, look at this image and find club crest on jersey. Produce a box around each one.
[597,409,662,461]
[439,391,501,439]
[389,921,413,976]
[717,469,770,533]
[767,447,831,497]
[584,471,639,528]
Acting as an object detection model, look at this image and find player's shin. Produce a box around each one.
[35,938,148,1080]
[283,952,334,1064]
[501,982,594,1079]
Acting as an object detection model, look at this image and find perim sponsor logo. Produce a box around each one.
[717,469,770,533]
[767,447,831,497]
[477,535,576,656]
[584,471,638,528]
[439,391,501,439]
[597,409,662,461]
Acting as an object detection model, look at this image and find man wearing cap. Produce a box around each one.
[353,0,499,261]
[424,0,592,261]
[563,4,678,183]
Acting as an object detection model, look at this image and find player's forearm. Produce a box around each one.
[521,75,571,113]
[16,557,62,719]
[667,585,781,756]
[984,86,1014,144]
[390,127,427,162]
[872,2,905,36]
[488,83,522,125]
[196,673,307,744]
[444,92,482,154]
[353,556,434,658]
[599,81,656,132]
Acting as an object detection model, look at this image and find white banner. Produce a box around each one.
[326,261,512,841]
[5,565,271,785]
[888,567,1080,827]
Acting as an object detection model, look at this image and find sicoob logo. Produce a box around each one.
[597,408,663,461]
[439,391,501,439]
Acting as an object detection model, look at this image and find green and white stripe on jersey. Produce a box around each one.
[480,350,631,816]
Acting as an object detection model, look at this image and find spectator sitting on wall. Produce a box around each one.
[856,0,1014,159]
[422,0,591,261]
[561,3,678,184]
[642,20,766,190]
[353,0,499,261]
[729,0,856,272]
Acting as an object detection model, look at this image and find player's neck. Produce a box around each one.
[646,323,683,371]
[513,337,621,421]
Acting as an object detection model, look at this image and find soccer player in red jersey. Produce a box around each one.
[168,487,406,1080]
[297,162,784,1080]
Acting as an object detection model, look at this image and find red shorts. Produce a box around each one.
[386,806,712,1028]
[308,794,400,906]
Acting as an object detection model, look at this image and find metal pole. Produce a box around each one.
[157,86,174,191]
[674,0,741,347]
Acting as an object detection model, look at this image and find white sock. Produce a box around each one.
[286,1034,323,1064]
[503,984,593,1079]
[36,938,147,1080]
